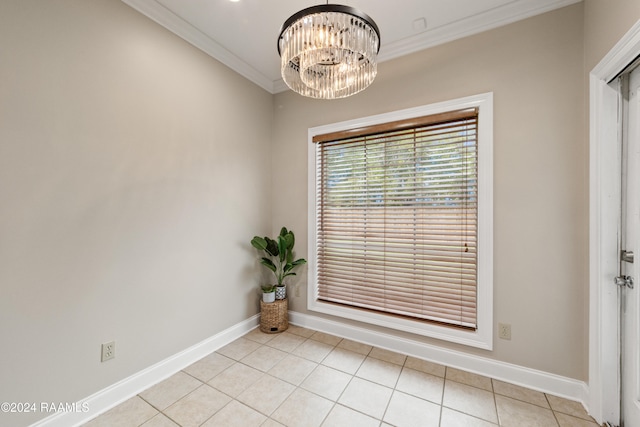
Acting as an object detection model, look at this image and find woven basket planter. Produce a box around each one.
[260,298,288,333]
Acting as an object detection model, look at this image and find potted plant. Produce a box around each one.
[261,285,276,303]
[250,227,307,300]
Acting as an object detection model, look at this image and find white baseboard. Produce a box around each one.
[30,315,259,427]
[31,310,591,427]
[289,311,590,410]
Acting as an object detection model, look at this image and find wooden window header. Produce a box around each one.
[312,108,478,144]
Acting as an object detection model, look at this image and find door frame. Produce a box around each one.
[589,19,640,425]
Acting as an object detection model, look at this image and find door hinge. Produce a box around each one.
[614,275,634,289]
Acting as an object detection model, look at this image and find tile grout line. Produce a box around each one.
[490,377,500,426]
[378,351,409,426]
[247,331,363,426]
[89,327,598,427]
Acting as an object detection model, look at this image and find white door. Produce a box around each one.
[621,64,640,427]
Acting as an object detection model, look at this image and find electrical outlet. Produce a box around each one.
[498,323,511,340]
[101,341,115,362]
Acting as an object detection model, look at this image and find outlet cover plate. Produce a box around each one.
[101,341,115,362]
[498,323,511,340]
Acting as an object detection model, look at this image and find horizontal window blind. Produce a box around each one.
[315,109,478,329]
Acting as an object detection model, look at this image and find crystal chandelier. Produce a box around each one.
[277,4,381,99]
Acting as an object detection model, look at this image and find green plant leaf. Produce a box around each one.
[277,235,287,262]
[250,236,267,250]
[261,284,275,292]
[284,233,294,251]
[252,228,302,287]
[260,258,277,272]
[265,237,279,257]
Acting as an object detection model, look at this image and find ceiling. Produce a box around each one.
[121,0,581,94]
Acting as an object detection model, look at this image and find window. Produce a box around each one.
[308,94,493,349]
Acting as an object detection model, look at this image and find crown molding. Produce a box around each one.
[122,0,581,95]
[121,0,276,93]
[377,0,582,63]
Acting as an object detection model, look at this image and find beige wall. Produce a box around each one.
[273,4,587,380]
[584,0,640,70]
[7,2,640,425]
[0,1,272,425]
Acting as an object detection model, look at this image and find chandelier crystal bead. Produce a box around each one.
[277,4,380,99]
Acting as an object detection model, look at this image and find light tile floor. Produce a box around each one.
[83,326,601,427]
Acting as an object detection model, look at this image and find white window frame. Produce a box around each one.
[308,93,494,350]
